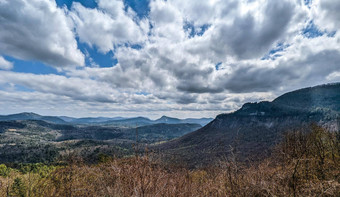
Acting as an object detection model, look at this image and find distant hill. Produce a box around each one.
[102,117,154,127]
[156,83,340,167]
[154,116,181,124]
[103,116,212,127]
[154,116,213,126]
[58,116,126,124]
[0,112,66,124]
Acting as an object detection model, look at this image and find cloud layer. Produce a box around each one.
[0,0,84,67]
[0,0,339,118]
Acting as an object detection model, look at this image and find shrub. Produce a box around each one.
[0,164,10,177]
[11,177,26,197]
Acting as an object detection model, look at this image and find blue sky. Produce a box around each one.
[0,0,339,118]
[56,0,98,9]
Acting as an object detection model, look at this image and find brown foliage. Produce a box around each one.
[0,125,339,196]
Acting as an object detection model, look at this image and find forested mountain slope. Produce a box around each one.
[156,83,340,167]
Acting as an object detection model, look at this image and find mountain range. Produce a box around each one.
[0,83,339,166]
[0,112,209,163]
[0,113,213,127]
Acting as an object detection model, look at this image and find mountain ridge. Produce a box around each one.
[0,112,67,124]
[156,83,340,167]
[0,113,213,127]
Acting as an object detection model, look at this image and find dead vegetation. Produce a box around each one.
[0,125,339,196]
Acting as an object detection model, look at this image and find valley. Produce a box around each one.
[0,115,204,164]
[1,83,339,166]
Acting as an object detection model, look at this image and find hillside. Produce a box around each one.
[156,83,340,167]
[57,122,201,142]
[123,123,201,143]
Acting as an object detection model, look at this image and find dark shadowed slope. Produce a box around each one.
[156,83,340,167]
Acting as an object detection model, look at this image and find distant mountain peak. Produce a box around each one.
[155,116,180,123]
[18,112,40,116]
[0,112,65,124]
[157,115,175,120]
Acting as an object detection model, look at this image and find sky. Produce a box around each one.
[0,0,340,119]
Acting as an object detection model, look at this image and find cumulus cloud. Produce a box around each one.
[149,0,185,42]
[0,56,13,70]
[70,0,148,53]
[169,0,229,26]
[63,0,338,112]
[0,0,339,118]
[0,71,129,103]
[0,0,84,67]
[312,0,340,31]
[200,0,306,60]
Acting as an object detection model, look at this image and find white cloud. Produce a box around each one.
[327,71,340,81]
[0,56,13,70]
[0,0,339,118]
[149,0,186,42]
[0,70,120,103]
[60,0,339,112]
[70,0,147,53]
[0,0,84,67]
[312,0,340,31]
[195,0,306,60]
[170,0,237,26]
